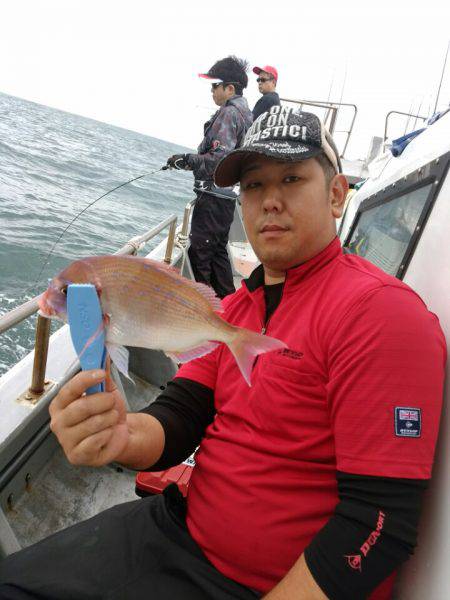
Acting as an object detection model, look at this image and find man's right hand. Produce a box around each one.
[166,154,190,170]
[49,368,130,468]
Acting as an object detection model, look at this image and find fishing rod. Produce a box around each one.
[26,164,169,295]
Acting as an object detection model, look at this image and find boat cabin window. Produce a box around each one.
[344,152,450,278]
[345,183,432,276]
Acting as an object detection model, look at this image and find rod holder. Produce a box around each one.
[181,206,191,237]
[29,315,51,395]
[164,219,177,264]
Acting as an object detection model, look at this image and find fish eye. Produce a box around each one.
[61,286,68,296]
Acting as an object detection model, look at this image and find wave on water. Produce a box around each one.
[0,92,194,376]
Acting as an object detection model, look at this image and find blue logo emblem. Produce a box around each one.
[395,407,421,438]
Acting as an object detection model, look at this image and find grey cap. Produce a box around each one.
[214,107,342,187]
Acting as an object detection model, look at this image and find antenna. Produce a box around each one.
[338,62,348,106]
[426,95,432,120]
[326,68,335,103]
[413,97,424,130]
[433,40,450,115]
[404,99,414,135]
[333,62,348,149]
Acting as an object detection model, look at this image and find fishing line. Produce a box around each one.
[25,165,169,295]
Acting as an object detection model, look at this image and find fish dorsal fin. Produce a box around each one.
[190,281,223,312]
[138,256,223,312]
[138,256,180,275]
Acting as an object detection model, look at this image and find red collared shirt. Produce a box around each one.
[177,238,446,594]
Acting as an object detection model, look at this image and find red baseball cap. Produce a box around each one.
[253,65,278,81]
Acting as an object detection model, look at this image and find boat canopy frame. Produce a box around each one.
[279,98,358,157]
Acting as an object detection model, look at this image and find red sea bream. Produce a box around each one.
[38,255,286,385]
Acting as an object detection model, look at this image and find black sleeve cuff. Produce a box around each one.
[304,472,428,599]
[139,377,215,471]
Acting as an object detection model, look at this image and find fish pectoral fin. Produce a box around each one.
[165,341,219,364]
[106,343,133,383]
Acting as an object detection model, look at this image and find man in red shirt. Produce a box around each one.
[0,108,445,600]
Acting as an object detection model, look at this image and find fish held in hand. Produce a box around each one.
[38,255,287,385]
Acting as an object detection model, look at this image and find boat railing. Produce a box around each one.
[279,98,358,157]
[0,213,179,404]
[383,110,428,144]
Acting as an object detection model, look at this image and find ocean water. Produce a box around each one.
[0,92,194,376]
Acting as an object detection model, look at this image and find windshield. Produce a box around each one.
[345,183,432,276]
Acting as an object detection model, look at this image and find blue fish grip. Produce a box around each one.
[67,284,107,395]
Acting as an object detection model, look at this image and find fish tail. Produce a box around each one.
[227,328,287,386]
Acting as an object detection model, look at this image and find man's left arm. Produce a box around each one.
[185,107,240,181]
[264,472,427,599]
[265,284,446,599]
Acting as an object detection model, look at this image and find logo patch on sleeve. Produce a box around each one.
[395,407,421,438]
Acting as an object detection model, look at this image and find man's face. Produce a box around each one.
[212,83,233,106]
[240,155,348,274]
[257,71,276,95]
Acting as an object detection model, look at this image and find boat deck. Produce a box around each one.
[7,374,161,548]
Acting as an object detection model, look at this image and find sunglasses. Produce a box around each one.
[211,81,240,90]
[257,77,273,83]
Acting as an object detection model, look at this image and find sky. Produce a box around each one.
[1,0,449,161]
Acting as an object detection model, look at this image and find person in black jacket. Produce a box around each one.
[252,65,280,120]
[166,56,253,299]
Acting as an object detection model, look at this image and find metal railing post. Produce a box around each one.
[29,315,51,396]
[164,219,177,264]
[181,204,192,237]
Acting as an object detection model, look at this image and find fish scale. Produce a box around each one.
[101,261,211,326]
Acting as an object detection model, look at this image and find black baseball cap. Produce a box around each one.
[198,56,248,89]
[214,107,342,187]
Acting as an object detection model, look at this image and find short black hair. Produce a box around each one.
[315,153,336,187]
[207,55,249,95]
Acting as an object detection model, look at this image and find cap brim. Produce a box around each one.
[252,66,263,75]
[198,74,223,83]
[214,144,323,188]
